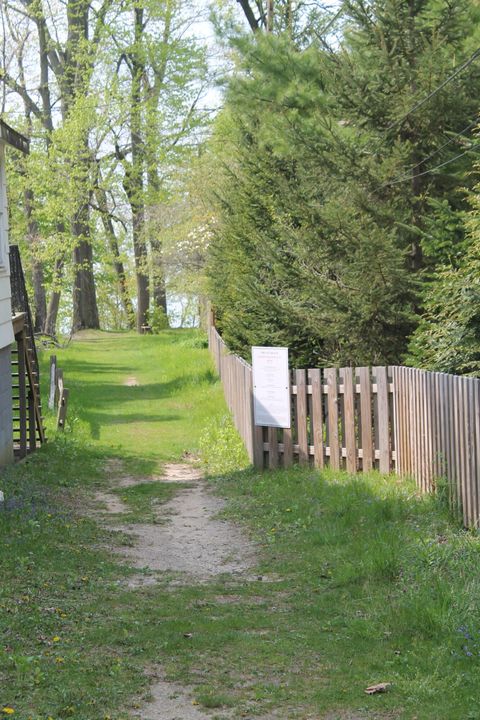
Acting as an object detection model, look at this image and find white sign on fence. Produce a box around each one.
[252,346,290,428]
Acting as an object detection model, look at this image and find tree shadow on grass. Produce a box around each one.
[83,412,182,440]
[67,371,217,402]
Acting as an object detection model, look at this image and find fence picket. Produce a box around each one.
[325,368,340,470]
[358,367,373,472]
[474,381,480,528]
[375,366,390,473]
[268,427,278,469]
[466,378,476,527]
[341,367,356,473]
[308,368,324,468]
[296,369,308,466]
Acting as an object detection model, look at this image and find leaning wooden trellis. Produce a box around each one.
[48,355,69,430]
[12,312,46,458]
[209,323,480,530]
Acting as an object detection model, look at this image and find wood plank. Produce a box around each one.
[268,426,278,469]
[473,379,480,528]
[12,312,25,336]
[445,373,457,514]
[399,366,407,476]
[393,366,401,475]
[253,425,265,469]
[341,367,356,473]
[17,331,27,459]
[390,367,399,474]
[458,377,469,527]
[466,377,477,528]
[283,369,295,467]
[245,366,254,463]
[435,371,444,482]
[308,368,324,469]
[451,372,462,520]
[296,369,308,466]
[374,366,390,473]
[406,367,413,477]
[404,367,411,477]
[417,370,424,491]
[441,372,448,493]
[325,368,339,470]
[24,347,45,446]
[425,370,434,491]
[48,355,57,410]
[412,368,420,488]
[427,370,436,490]
[358,367,373,472]
[57,388,69,430]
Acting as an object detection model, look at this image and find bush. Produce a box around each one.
[198,414,250,475]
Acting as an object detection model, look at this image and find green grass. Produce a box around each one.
[110,481,192,524]
[2,329,480,719]
[48,329,222,468]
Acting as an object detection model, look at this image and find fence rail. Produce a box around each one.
[209,324,480,529]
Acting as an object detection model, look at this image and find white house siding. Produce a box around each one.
[0,346,12,465]
[0,142,13,466]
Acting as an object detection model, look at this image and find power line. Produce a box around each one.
[375,116,480,190]
[386,46,480,133]
[408,118,479,172]
[377,141,480,191]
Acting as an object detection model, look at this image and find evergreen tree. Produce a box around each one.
[407,162,480,375]
[207,1,480,366]
[208,35,414,365]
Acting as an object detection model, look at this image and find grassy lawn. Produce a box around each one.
[49,329,223,468]
[1,329,480,719]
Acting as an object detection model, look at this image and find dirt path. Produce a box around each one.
[97,462,255,585]
[95,462,256,719]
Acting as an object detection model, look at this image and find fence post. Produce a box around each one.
[48,355,57,410]
[57,387,69,430]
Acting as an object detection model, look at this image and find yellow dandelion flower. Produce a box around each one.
[52,636,60,643]
[2,708,15,715]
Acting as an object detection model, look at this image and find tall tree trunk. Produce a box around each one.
[147,166,168,317]
[129,4,149,332]
[150,236,168,314]
[72,206,100,331]
[267,0,274,31]
[44,256,64,336]
[94,183,135,327]
[63,0,100,330]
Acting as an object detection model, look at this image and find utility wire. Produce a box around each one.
[318,3,345,38]
[376,116,480,189]
[377,141,480,191]
[408,118,479,172]
[386,46,480,133]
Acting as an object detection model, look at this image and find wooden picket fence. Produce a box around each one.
[209,325,480,529]
[209,324,254,462]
